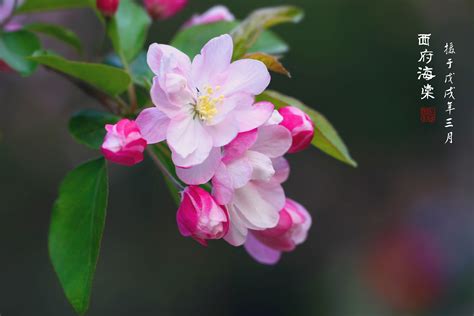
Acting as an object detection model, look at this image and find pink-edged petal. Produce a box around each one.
[226,157,253,189]
[147,43,191,75]
[191,34,233,88]
[234,101,274,132]
[167,115,212,162]
[223,129,258,163]
[251,125,292,158]
[232,181,283,230]
[224,205,248,246]
[205,116,239,147]
[135,107,170,144]
[245,150,275,181]
[244,232,282,265]
[272,157,290,184]
[212,162,234,205]
[220,59,270,96]
[176,147,221,185]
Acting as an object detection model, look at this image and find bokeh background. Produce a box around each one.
[1,0,473,315]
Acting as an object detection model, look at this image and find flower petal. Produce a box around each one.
[224,205,248,246]
[191,34,233,88]
[272,157,290,184]
[223,129,258,163]
[245,150,275,181]
[135,107,170,144]
[251,125,292,158]
[226,157,253,189]
[212,162,234,205]
[205,116,239,147]
[233,181,283,230]
[176,147,221,185]
[220,59,270,96]
[233,101,274,132]
[147,43,191,76]
[244,232,282,265]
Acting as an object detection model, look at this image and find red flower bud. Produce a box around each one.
[96,0,120,17]
[143,0,187,20]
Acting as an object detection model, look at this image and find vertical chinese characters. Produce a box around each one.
[418,34,436,123]
[443,42,455,144]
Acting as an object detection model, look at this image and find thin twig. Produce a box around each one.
[146,147,185,191]
[44,66,123,115]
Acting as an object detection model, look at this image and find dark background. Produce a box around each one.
[0,0,473,315]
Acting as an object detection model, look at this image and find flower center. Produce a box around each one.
[195,85,224,122]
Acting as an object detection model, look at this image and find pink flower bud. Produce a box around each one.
[101,119,147,166]
[143,0,187,20]
[96,0,119,17]
[278,106,315,153]
[177,186,229,246]
[183,5,235,29]
[244,198,312,264]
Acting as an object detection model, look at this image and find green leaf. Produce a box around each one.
[29,52,131,95]
[49,158,108,315]
[170,21,288,58]
[104,52,153,89]
[69,110,120,149]
[25,23,83,53]
[0,30,41,76]
[16,0,93,13]
[257,90,357,167]
[107,0,151,62]
[231,6,304,59]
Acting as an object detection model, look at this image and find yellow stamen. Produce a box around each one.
[195,85,224,122]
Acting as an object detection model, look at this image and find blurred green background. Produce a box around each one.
[0,0,473,315]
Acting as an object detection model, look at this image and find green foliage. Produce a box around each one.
[104,52,153,89]
[257,90,358,167]
[16,0,93,13]
[107,0,151,63]
[25,23,83,53]
[231,6,304,59]
[69,110,120,149]
[170,21,289,58]
[0,30,40,76]
[29,52,131,96]
[150,144,182,205]
[49,158,108,315]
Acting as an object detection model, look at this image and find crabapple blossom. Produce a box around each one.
[278,106,315,153]
[143,0,187,20]
[101,119,147,166]
[183,5,235,29]
[96,0,119,17]
[177,186,229,246]
[204,108,293,246]
[136,34,272,177]
[244,198,312,264]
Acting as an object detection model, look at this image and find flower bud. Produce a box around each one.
[101,119,147,166]
[177,186,229,246]
[183,5,234,29]
[96,0,119,17]
[143,0,187,20]
[0,60,15,73]
[278,106,315,153]
[244,198,312,264]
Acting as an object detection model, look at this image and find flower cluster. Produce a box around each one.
[101,34,314,264]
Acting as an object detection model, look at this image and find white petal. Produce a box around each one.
[220,59,270,96]
[245,150,275,181]
[251,125,292,158]
[176,147,221,185]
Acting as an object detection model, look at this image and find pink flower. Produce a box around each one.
[96,0,120,17]
[177,186,229,246]
[203,108,292,246]
[136,34,272,178]
[143,0,187,20]
[183,5,235,29]
[278,106,315,153]
[244,198,312,265]
[101,119,147,166]
[0,0,24,31]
